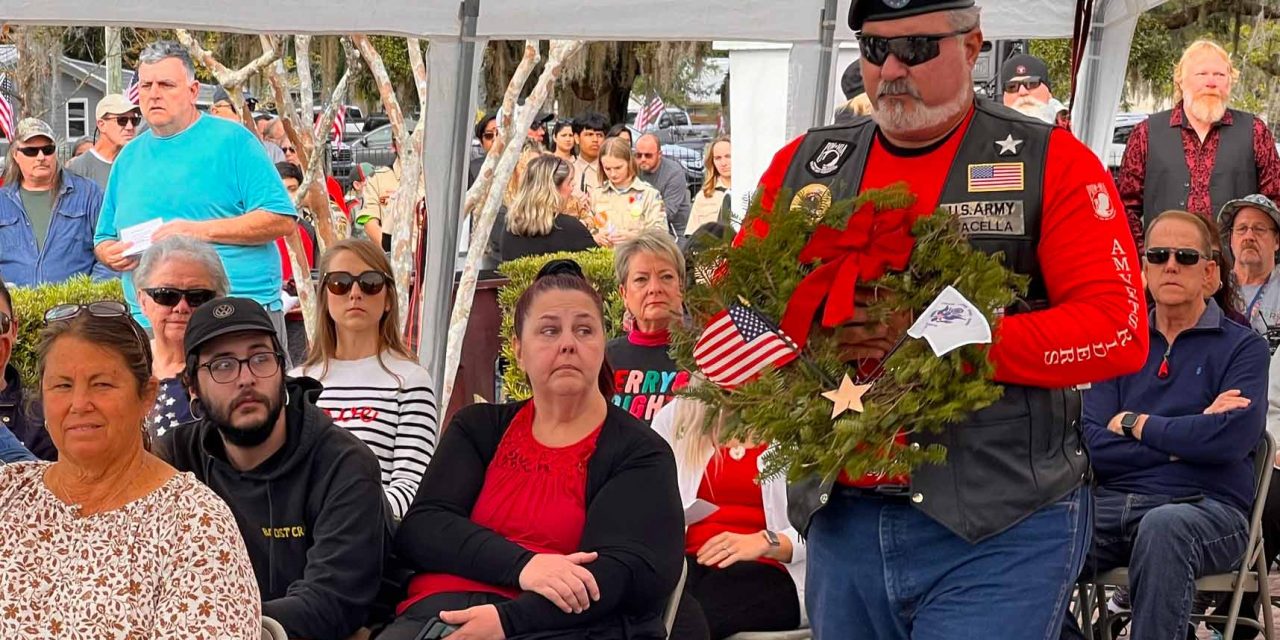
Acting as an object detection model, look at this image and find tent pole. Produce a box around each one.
[812,0,838,126]
[419,0,480,397]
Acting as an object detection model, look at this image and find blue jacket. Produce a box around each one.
[0,172,114,286]
[1084,300,1269,514]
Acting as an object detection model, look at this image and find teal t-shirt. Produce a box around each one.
[95,114,296,326]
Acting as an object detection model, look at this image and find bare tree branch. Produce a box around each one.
[295,35,316,120]
[175,29,279,114]
[352,35,409,151]
[463,41,539,219]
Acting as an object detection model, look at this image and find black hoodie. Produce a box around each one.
[161,377,390,640]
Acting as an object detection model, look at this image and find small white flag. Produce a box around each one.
[907,286,993,357]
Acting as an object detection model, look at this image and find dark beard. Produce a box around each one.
[208,383,286,448]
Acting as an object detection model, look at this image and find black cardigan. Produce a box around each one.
[395,400,684,637]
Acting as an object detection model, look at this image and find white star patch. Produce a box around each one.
[995,134,1024,156]
[165,397,176,406]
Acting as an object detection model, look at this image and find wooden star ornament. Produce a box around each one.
[822,374,872,419]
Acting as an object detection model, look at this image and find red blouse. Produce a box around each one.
[399,402,602,611]
[685,444,784,572]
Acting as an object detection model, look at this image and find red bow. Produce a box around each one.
[779,202,918,348]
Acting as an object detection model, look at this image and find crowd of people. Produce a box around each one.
[7,0,1280,638]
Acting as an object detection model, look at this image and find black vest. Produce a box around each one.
[783,99,1088,543]
[1142,107,1257,225]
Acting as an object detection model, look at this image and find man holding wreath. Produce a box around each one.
[748,0,1149,636]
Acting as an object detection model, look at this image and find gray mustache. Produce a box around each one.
[878,79,921,99]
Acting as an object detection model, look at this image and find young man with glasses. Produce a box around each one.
[0,117,114,286]
[159,296,389,640]
[67,93,141,189]
[748,0,1149,636]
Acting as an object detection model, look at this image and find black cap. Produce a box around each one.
[850,0,976,31]
[840,62,865,100]
[184,297,278,360]
[1000,54,1052,92]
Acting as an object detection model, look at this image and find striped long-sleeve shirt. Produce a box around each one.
[293,354,438,518]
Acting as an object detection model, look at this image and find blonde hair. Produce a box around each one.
[1174,40,1240,94]
[669,377,731,471]
[596,136,638,186]
[503,146,542,208]
[700,136,731,199]
[507,154,572,237]
[846,93,874,116]
[303,239,415,379]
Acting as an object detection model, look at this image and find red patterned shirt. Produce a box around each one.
[1116,103,1280,251]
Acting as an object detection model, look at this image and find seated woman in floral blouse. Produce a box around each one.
[0,301,260,639]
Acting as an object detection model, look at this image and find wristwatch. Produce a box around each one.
[762,530,781,548]
[1120,412,1140,439]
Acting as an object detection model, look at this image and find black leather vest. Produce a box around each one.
[783,99,1088,543]
[1142,107,1257,225]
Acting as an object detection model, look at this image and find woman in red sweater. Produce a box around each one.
[382,260,685,640]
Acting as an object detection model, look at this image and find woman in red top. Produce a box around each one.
[382,260,685,640]
[652,392,805,639]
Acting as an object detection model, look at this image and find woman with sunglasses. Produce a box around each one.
[291,239,438,520]
[0,300,261,638]
[135,236,230,440]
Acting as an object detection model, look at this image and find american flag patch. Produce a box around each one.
[967,163,1024,192]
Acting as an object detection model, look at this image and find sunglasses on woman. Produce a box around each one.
[856,28,973,67]
[323,270,390,296]
[17,144,56,158]
[142,287,217,308]
[44,300,150,357]
[1144,247,1208,266]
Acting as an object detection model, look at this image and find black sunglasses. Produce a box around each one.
[143,287,217,308]
[857,28,973,67]
[17,144,56,158]
[323,270,390,296]
[1145,247,1209,266]
[1003,78,1043,94]
[0,310,10,335]
[281,146,297,154]
[112,114,142,127]
[481,131,497,141]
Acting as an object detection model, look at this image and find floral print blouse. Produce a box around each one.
[0,462,262,639]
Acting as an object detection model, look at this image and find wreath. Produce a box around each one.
[670,184,1029,481]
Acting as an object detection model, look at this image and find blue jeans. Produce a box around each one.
[806,486,1090,640]
[1061,489,1249,640]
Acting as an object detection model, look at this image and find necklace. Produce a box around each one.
[728,445,746,461]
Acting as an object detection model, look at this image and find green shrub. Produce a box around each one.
[9,276,125,391]
[497,249,624,401]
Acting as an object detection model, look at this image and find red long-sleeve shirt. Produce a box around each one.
[752,110,1149,392]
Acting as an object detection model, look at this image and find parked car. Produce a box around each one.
[628,107,718,146]
[331,119,417,189]
[660,141,705,197]
[1107,112,1148,181]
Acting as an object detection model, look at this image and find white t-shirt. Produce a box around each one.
[292,354,438,519]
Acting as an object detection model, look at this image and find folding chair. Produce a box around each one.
[261,616,288,640]
[664,560,689,639]
[1076,432,1276,640]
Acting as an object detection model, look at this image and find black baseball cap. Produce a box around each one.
[184,297,279,360]
[1000,54,1052,92]
[841,62,865,100]
[850,0,976,32]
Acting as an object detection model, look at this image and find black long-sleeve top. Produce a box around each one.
[395,400,684,638]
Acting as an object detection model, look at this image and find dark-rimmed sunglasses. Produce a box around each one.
[17,144,56,158]
[857,28,973,67]
[1003,78,1044,94]
[1145,247,1208,266]
[323,270,390,296]
[43,301,149,358]
[142,287,217,308]
[0,310,10,335]
[198,351,283,384]
[112,114,142,128]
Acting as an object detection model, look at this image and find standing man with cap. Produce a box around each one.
[159,296,389,640]
[1219,194,1280,336]
[747,0,1149,637]
[67,94,141,189]
[999,53,1068,125]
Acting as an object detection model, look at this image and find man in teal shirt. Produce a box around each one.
[94,40,296,351]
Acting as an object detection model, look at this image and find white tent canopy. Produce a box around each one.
[0,0,1168,392]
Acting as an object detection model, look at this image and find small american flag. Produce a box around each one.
[694,305,798,390]
[126,75,140,105]
[331,105,345,146]
[967,163,1024,192]
[634,94,666,131]
[0,91,13,141]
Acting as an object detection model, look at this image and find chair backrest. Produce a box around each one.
[663,560,689,638]
[261,615,288,640]
[1240,433,1275,570]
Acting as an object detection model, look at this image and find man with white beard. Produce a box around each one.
[1118,39,1280,251]
[999,54,1067,126]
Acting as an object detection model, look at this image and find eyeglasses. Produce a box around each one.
[198,351,282,384]
[635,152,658,159]
[1233,224,1277,237]
[16,144,56,158]
[1145,247,1209,266]
[43,301,149,358]
[112,114,142,128]
[142,287,217,308]
[1003,78,1044,94]
[857,28,973,67]
[323,270,390,296]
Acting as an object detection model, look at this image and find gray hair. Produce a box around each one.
[138,40,196,82]
[134,235,230,295]
[947,6,982,31]
[613,229,687,287]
